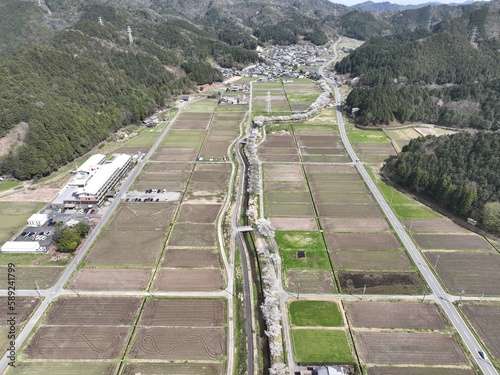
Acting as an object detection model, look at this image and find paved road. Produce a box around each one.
[321,40,498,375]
[0,102,196,372]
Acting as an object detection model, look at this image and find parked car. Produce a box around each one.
[125,198,129,202]
[156,198,159,202]
[21,232,27,236]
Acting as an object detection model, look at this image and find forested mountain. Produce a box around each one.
[385,132,500,234]
[337,1,500,129]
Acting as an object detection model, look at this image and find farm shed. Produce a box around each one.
[1,241,41,253]
[27,213,48,227]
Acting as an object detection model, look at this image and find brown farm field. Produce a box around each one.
[317,204,382,219]
[269,217,318,231]
[45,297,141,325]
[121,362,224,375]
[425,251,500,295]
[108,202,178,230]
[460,303,500,360]
[24,326,130,359]
[177,203,222,223]
[129,327,225,360]
[413,234,493,250]
[285,270,335,294]
[367,367,475,375]
[321,218,389,233]
[141,299,225,327]
[325,233,399,250]
[7,362,117,375]
[339,272,426,295]
[153,268,224,292]
[3,267,64,290]
[0,297,39,325]
[168,223,216,247]
[330,250,412,271]
[346,301,446,330]
[162,248,220,268]
[403,219,469,233]
[266,203,315,217]
[85,230,166,267]
[70,268,151,291]
[355,332,469,365]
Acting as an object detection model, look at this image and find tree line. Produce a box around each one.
[385,132,500,234]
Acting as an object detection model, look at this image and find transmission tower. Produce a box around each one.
[127,26,134,46]
[427,17,433,32]
[265,91,272,114]
[98,17,104,25]
[470,26,478,44]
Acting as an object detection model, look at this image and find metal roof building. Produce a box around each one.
[1,241,42,253]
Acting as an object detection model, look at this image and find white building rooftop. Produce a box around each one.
[1,241,41,253]
[77,154,106,174]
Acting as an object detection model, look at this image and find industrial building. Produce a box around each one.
[52,153,132,208]
[1,241,42,253]
[27,213,48,227]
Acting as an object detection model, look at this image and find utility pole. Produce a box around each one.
[297,283,301,299]
[470,26,478,44]
[459,290,465,303]
[35,281,41,297]
[265,91,272,114]
[127,26,134,46]
[98,17,104,25]
[70,287,80,297]
[362,284,366,299]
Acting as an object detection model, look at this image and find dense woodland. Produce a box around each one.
[337,3,500,130]
[0,0,258,180]
[386,132,500,234]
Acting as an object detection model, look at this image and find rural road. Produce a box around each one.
[321,40,498,375]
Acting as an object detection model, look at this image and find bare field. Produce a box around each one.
[321,218,389,232]
[133,180,187,192]
[7,362,117,375]
[191,170,229,182]
[200,141,230,157]
[177,204,221,223]
[347,301,446,330]
[265,181,309,191]
[0,297,39,325]
[355,332,468,365]
[3,267,64,290]
[139,170,191,181]
[367,366,474,375]
[187,180,228,192]
[108,202,178,230]
[269,217,317,231]
[45,297,141,325]
[317,204,382,218]
[25,326,130,359]
[145,162,192,173]
[426,252,500,295]
[264,164,304,182]
[86,230,166,266]
[266,203,315,217]
[339,272,426,295]
[130,327,225,360]
[168,223,216,247]
[460,303,500,360]
[304,165,356,174]
[121,362,224,375]
[70,268,151,291]
[413,234,493,250]
[153,268,223,292]
[141,299,225,327]
[326,233,399,250]
[309,182,367,193]
[162,248,220,268]
[301,155,350,163]
[330,250,412,271]
[312,192,374,205]
[265,191,312,204]
[403,219,469,233]
[285,270,335,294]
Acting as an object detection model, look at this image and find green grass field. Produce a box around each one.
[346,125,389,143]
[275,231,325,251]
[289,300,343,327]
[292,329,355,364]
[281,248,331,270]
[0,202,45,245]
[0,180,20,191]
[125,128,160,147]
[183,99,218,112]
